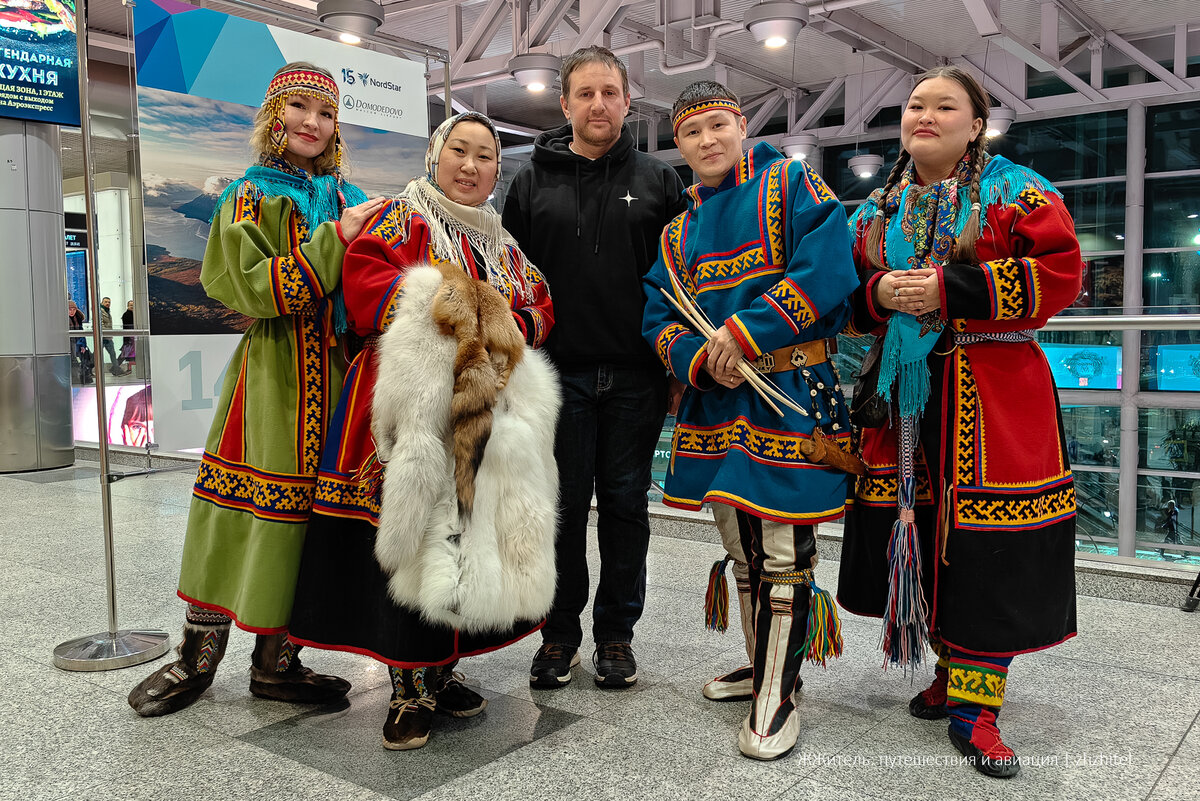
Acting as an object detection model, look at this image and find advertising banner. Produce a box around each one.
[129,0,428,451]
[0,0,79,125]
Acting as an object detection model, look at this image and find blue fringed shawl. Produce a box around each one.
[852,154,1059,418]
[211,160,368,333]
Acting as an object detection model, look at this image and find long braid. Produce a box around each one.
[952,136,989,264]
[864,150,911,271]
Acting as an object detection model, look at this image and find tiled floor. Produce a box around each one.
[4,461,1200,801]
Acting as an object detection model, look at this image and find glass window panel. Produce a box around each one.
[650,419,674,502]
[988,111,1126,182]
[1144,176,1200,249]
[1061,183,1126,253]
[1071,254,1124,311]
[1061,405,1120,466]
[1135,475,1200,563]
[1148,100,1200,172]
[1138,408,1200,470]
[1143,251,1200,312]
[1072,469,1120,551]
[1140,329,1200,391]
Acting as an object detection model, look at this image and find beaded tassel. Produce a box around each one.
[881,415,930,671]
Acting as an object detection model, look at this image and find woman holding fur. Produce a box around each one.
[837,66,1082,778]
[288,111,555,751]
[128,63,385,716]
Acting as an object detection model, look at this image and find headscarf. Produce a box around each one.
[401,112,540,302]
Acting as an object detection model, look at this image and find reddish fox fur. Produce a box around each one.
[429,261,525,516]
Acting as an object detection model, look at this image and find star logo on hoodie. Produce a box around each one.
[619,191,638,206]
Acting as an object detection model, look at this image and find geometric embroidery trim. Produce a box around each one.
[672,417,847,467]
[694,244,768,292]
[947,662,1007,707]
[954,479,1077,531]
[655,322,689,369]
[312,471,382,524]
[982,256,1040,319]
[954,351,980,487]
[276,637,297,672]
[192,452,317,524]
[196,631,221,674]
[855,465,933,506]
[295,316,325,477]
[765,278,816,332]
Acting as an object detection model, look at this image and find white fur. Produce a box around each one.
[371,265,561,634]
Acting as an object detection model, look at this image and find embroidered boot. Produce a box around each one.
[945,654,1019,778]
[128,609,230,717]
[248,633,351,703]
[435,661,487,718]
[909,653,950,719]
[384,667,437,750]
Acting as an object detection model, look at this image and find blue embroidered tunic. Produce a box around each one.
[642,143,859,523]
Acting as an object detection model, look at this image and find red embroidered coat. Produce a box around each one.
[838,157,1082,657]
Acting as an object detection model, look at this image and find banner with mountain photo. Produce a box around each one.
[133,0,428,336]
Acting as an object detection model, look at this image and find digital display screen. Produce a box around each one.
[1041,343,1121,390]
[0,0,80,125]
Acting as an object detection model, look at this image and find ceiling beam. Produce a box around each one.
[793,76,844,132]
[957,54,1034,113]
[838,68,907,136]
[744,89,786,136]
[575,0,640,51]
[527,0,577,46]
[451,0,510,77]
[1104,31,1192,92]
[809,9,937,72]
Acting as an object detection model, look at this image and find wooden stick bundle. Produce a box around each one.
[659,271,808,418]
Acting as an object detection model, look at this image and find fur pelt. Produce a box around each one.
[430,261,524,515]
[371,265,560,634]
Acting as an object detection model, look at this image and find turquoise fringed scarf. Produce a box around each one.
[859,154,1058,418]
[211,156,368,333]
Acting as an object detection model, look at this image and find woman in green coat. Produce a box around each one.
[129,62,385,717]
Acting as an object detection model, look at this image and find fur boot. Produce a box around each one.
[248,633,351,703]
[128,619,230,717]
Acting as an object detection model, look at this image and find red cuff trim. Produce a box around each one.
[935,264,949,319]
[865,271,891,323]
[335,220,350,247]
[724,316,759,359]
[688,346,712,388]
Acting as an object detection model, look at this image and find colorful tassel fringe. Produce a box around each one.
[704,557,731,632]
[803,578,844,667]
[881,416,930,671]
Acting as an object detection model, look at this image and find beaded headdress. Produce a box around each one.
[263,67,343,168]
[671,97,742,135]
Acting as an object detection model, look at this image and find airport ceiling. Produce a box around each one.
[83,0,1200,151]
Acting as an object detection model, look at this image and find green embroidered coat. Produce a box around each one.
[177,186,351,632]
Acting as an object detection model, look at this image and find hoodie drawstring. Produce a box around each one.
[592,159,611,255]
[574,163,582,239]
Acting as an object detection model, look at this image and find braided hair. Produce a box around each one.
[863,65,991,271]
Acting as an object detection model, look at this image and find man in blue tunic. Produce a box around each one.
[642,81,859,760]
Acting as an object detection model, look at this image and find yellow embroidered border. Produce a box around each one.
[765,279,816,331]
[855,469,933,505]
[954,351,979,487]
[695,246,767,290]
[655,323,688,368]
[764,161,786,266]
[947,664,1007,707]
[983,257,1041,319]
[955,482,1076,530]
[193,456,315,523]
[295,316,325,476]
[802,160,836,205]
[673,418,835,466]
[313,472,381,521]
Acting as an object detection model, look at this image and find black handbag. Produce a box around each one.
[849,337,889,428]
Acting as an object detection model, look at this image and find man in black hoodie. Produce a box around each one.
[503,45,686,690]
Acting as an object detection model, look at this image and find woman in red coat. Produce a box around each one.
[838,66,1083,778]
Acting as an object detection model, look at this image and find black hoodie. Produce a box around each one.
[503,123,686,370]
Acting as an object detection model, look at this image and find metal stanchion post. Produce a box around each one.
[53,0,170,671]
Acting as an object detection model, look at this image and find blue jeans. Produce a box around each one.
[543,365,667,647]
